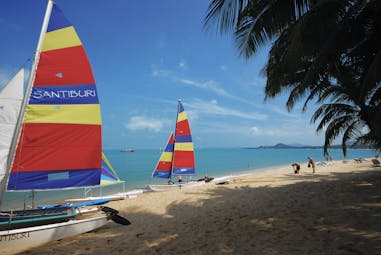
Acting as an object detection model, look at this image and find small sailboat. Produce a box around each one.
[120,148,135,152]
[0,1,128,249]
[148,100,204,191]
[64,152,143,203]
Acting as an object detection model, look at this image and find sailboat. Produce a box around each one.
[0,1,128,248]
[64,152,143,203]
[148,100,204,191]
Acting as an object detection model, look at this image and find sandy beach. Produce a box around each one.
[4,158,381,255]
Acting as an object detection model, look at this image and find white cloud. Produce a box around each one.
[180,78,232,97]
[249,126,286,136]
[188,99,267,120]
[151,67,235,97]
[178,59,187,70]
[125,116,170,132]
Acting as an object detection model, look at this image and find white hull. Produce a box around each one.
[213,175,236,185]
[148,181,204,191]
[0,215,108,249]
[65,189,144,203]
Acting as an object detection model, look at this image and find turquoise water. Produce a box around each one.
[106,148,377,188]
[2,148,376,209]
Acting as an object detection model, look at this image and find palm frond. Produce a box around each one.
[204,0,247,33]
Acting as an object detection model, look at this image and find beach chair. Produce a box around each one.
[371,159,381,167]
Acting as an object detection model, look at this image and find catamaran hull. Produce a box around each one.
[213,175,236,185]
[0,215,108,249]
[65,189,144,203]
[148,181,204,191]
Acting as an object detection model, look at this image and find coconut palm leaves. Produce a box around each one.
[204,0,381,154]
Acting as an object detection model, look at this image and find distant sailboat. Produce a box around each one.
[0,1,128,248]
[149,100,204,191]
[64,153,143,203]
[120,148,134,152]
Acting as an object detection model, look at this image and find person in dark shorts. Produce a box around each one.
[292,163,300,174]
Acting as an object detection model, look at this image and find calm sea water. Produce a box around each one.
[3,148,376,209]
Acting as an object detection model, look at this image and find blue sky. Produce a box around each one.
[0,0,325,149]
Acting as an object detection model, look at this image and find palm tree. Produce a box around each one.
[204,0,381,154]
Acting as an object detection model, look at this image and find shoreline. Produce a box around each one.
[4,157,381,254]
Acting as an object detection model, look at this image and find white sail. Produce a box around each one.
[0,69,24,183]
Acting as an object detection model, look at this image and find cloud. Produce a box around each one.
[180,78,232,97]
[125,116,170,132]
[178,59,187,70]
[220,65,228,71]
[151,67,268,108]
[188,99,267,120]
[248,126,285,136]
[152,67,234,98]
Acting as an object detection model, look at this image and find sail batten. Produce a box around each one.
[6,3,102,191]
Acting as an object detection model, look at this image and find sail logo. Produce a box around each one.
[32,89,96,99]
[29,85,99,104]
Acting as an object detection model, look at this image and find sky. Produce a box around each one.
[0,0,326,149]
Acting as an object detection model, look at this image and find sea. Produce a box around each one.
[2,148,377,210]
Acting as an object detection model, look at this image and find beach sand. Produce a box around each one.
[4,159,381,254]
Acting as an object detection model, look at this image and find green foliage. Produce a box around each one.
[204,0,381,155]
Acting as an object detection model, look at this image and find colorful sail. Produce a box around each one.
[152,133,174,179]
[0,69,24,183]
[7,3,102,190]
[172,101,195,175]
[100,152,121,185]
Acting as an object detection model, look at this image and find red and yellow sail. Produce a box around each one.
[172,101,195,175]
[7,3,102,190]
[152,133,174,179]
[152,101,195,180]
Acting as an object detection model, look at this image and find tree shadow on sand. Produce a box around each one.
[10,170,381,255]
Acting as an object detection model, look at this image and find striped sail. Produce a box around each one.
[152,133,174,179]
[100,152,121,185]
[7,3,102,190]
[172,101,195,175]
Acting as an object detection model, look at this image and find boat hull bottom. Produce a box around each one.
[0,216,108,249]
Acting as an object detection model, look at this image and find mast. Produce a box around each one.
[170,99,181,179]
[0,0,54,210]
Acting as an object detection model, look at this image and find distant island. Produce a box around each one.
[243,143,371,149]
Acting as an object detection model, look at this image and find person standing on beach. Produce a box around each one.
[291,163,300,174]
[308,157,315,173]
